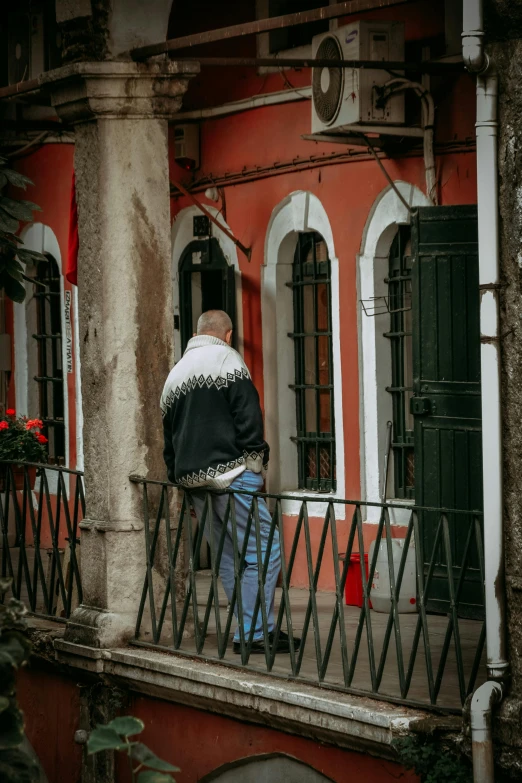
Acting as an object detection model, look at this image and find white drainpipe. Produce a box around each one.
[463,0,509,779]
[470,681,504,782]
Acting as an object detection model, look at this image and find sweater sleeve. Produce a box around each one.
[223,354,270,473]
[161,402,176,483]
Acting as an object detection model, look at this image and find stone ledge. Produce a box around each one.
[54,640,462,760]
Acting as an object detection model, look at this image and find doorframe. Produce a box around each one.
[357,182,430,520]
[171,206,244,362]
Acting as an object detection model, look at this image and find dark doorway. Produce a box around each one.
[178,238,236,353]
[178,238,237,569]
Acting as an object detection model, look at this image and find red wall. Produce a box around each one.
[17,667,82,783]
[120,694,419,783]
[7,144,78,468]
[171,144,477,504]
[7,4,477,592]
[18,666,418,783]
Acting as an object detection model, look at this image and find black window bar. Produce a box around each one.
[33,256,65,464]
[289,233,335,492]
[385,226,414,499]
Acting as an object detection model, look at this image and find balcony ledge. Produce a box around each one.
[54,639,462,760]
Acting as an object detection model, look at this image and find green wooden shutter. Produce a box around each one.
[411,205,483,617]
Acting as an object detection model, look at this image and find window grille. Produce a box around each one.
[290,232,335,491]
[33,255,65,464]
[385,226,414,498]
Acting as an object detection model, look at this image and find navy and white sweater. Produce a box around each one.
[161,335,269,489]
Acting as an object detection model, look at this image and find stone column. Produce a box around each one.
[41,61,198,647]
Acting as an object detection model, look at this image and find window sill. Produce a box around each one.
[277,488,346,519]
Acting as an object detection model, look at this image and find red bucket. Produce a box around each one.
[343,553,371,608]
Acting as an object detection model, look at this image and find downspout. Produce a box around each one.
[463,0,509,779]
[470,682,504,782]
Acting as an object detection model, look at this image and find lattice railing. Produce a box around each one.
[0,461,83,620]
[130,476,486,711]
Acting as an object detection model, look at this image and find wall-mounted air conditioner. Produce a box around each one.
[311,21,405,134]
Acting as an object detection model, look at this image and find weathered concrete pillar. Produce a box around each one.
[41,61,198,647]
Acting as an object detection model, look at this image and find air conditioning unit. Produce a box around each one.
[311,21,405,134]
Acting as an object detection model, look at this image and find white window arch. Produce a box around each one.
[357,182,430,521]
[171,206,244,362]
[261,191,345,517]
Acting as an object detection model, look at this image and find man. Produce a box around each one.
[161,310,299,654]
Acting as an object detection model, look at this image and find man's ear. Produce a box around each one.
[225,330,233,345]
[193,333,197,337]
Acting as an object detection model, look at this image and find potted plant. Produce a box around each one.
[0,410,47,491]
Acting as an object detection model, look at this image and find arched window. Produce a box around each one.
[33,255,65,463]
[291,232,335,491]
[178,238,236,353]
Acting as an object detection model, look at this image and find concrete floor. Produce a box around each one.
[3,546,485,709]
[139,570,486,710]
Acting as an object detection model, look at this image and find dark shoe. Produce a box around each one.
[233,631,301,655]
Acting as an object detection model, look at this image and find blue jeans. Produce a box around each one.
[188,470,281,642]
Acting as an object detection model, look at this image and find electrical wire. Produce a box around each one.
[379,78,438,205]
[6,132,50,159]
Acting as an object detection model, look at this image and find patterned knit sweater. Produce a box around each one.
[161,335,269,489]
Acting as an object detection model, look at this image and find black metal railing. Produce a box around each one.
[130,475,486,712]
[0,461,84,621]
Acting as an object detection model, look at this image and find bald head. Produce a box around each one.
[197,310,233,343]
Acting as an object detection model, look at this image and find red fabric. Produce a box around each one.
[66,171,78,285]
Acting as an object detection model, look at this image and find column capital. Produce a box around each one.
[40,59,199,124]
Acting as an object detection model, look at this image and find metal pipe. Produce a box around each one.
[171,140,474,195]
[463,0,508,686]
[463,0,487,73]
[171,178,252,261]
[380,78,437,204]
[471,681,503,783]
[381,421,392,502]
[130,0,412,59]
[163,56,463,74]
[0,77,40,101]
[363,135,412,212]
[476,67,508,683]
[174,86,311,121]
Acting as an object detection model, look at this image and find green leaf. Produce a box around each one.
[0,173,7,189]
[0,748,39,783]
[19,200,41,212]
[0,210,19,234]
[0,705,24,750]
[16,249,47,265]
[131,743,180,772]
[0,635,29,670]
[4,259,24,282]
[1,273,26,303]
[138,771,176,783]
[0,198,35,223]
[107,716,144,737]
[0,232,23,245]
[0,697,10,714]
[87,726,129,755]
[2,169,33,190]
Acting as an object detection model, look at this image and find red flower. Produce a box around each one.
[0,421,9,431]
[26,419,43,431]
[6,408,15,416]
[36,434,48,444]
